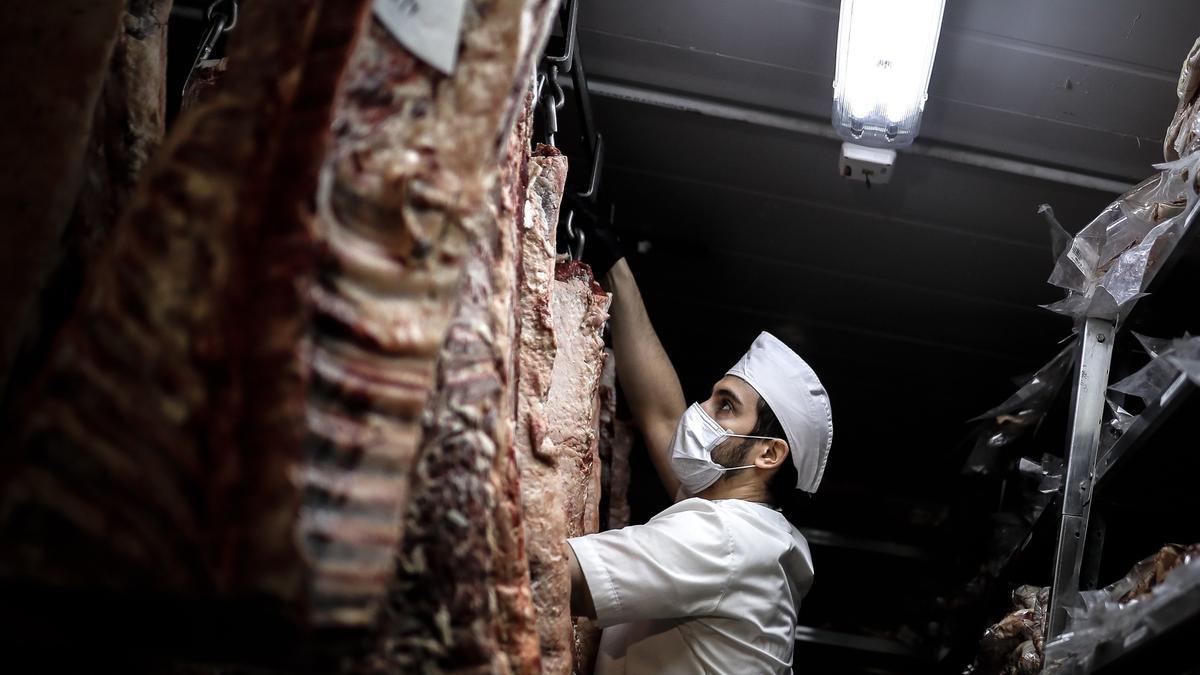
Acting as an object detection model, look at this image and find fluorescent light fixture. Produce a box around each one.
[832,0,946,148]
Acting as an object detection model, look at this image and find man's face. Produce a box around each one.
[701,375,761,437]
[700,375,768,472]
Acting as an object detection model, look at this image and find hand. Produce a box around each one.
[566,199,624,281]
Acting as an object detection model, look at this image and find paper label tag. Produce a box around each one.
[374,0,468,75]
[1066,241,1088,273]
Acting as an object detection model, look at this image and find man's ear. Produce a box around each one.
[757,439,789,469]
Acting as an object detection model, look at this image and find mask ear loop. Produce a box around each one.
[715,434,786,472]
[717,463,758,473]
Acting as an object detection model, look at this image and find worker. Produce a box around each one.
[565,219,833,674]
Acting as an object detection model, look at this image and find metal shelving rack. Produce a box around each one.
[1041,203,1200,662]
[1088,576,1200,671]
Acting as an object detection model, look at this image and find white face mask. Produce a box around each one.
[669,402,778,495]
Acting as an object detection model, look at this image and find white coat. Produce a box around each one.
[567,497,814,674]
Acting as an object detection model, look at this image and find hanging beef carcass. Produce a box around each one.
[301,0,562,628]
[514,160,611,672]
[490,94,545,675]
[1,0,374,607]
[0,0,126,399]
[597,349,634,531]
[3,0,177,415]
[363,96,547,673]
[514,146,572,673]
[606,419,635,530]
[549,263,610,543]
[371,200,520,673]
[73,0,175,244]
[547,261,611,675]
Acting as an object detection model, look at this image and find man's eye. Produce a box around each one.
[720,401,733,412]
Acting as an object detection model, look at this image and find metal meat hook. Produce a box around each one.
[183,0,239,98]
[564,210,585,261]
[542,65,566,146]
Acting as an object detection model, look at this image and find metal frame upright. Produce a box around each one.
[1046,317,1115,639]
[1044,203,1200,642]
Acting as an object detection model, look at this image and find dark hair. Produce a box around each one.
[715,396,796,505]
[754,398,798,506]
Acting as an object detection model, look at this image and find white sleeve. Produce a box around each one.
[567,508,735,628]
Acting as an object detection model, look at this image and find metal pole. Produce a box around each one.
[1047,317,1116,639]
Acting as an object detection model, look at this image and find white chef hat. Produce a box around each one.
[726,331,832,493]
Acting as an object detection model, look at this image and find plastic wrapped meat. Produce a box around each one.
[1115,544,1192,604]
[1165,37,1200,162]
[972,586,1048,675]
[1043,544,1200,673]
[1041,36,1200,327]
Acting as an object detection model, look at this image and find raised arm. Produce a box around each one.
[605,258,686,498]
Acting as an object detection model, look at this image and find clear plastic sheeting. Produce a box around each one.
[1040,150,1200,326]
[1132,331,1173,359]
[1097,398,1134,457]
[978,455,1063,576]
[1017,455,1062,534]
[1109,334,1200,403]
[1153,333,1200,387]
[972,342,1076,423]
[1042,203,1106,296]
[1169,354,1200,385]
[1030,454,1065,498]
[1044,545,1200,674]
[963,345,1074,476]
[1018,454,1064,528]
[1041,287,1121,324]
